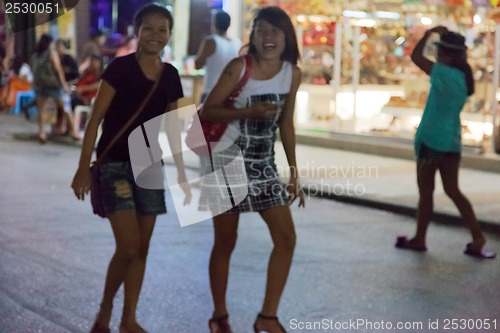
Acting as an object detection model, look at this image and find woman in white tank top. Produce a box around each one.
[200,7,304,333]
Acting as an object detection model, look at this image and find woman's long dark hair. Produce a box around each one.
[248,6,300,65]
[35,34,53,55]
[438,47,474,96]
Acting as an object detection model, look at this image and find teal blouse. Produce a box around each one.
[414,62,468,156]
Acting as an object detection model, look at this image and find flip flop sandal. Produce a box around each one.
[395,236,427,252]
[463,243,496,259]
[209,314,233,333]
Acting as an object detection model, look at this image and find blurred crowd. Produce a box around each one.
[0,31,137,141]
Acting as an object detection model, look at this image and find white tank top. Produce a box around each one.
[233,60,293,108]
[203,35,241,94]
[215,60,293,151]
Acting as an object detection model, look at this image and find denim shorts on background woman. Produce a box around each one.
[99,160,166,217]
[417,143,461,166]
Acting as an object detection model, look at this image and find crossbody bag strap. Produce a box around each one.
[225,55,252,107]
[95,63,164,166]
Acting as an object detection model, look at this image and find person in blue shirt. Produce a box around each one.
[395,26,495,259]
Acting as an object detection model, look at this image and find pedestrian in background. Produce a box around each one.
[71,3,191,333]
[2,56,32,113]
[53,39,80,136]
[80,30,116,72]
[395,25,495,259]
[200,6,304,333]
[71,54,103,108]
[22,39,79,125]
[195,10,241,103]
[0,45,9,112]
[31,34,74,143]
[56,39,79,83]
[194,10,241,176]
[115,36,138,58]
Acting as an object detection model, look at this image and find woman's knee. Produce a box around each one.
[443,184,462,200]
[274,229,296,253]
[213,232,238,253]
[212,216,239,253]
[115,241,141,262]
[136,241,153,260]
[114,249,139,263]
[417,179,435,195]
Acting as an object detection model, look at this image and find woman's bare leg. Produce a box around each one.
[55,98,80,139]
[120,213,156,331]
[209,214,239,319]
[93,210,144,328]
[438,158,485,249]
[254,205,296,333]
[36,96,48,141]
[409,159,438,248]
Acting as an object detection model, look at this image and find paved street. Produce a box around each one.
[0,121,499,333]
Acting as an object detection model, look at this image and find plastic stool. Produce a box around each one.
[12,90,36,116]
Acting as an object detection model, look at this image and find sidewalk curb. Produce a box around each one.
[8,127,500,236]
[295,132,500,174]
[309,189,500,236]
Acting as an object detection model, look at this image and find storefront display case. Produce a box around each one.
[375,2,499,148]
[240,0,499,152]
[297,15,336,85]
[296,11,410,134]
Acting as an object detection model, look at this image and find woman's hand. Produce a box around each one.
[179,179,192,206]
[287,176,305,208]
[249,101,279,119]
[71,166,91,200]
[429,26,448,36]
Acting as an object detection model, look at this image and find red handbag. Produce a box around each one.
[185,55,252,157]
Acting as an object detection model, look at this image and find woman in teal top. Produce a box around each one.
[395,26,495,258]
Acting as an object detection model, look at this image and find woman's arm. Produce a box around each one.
[194,37,215,70]
[50,49,69,91]
[71,80,115,200]
[411,26,448,75]
[410,31,433,75]
[201,57,278,121]
[76,82,100,94]
[165,100,191,205]
[279,65,305,207]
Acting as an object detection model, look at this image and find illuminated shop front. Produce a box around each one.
[0,3,78,65]
[239,0,500,151]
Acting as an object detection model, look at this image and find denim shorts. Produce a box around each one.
[417,143,461,165]
[34,88,62,100]
[99,160,166,216]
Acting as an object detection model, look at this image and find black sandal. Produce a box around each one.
[208,314,233,333]
[89,322,111,333]
[253,313,287,333]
